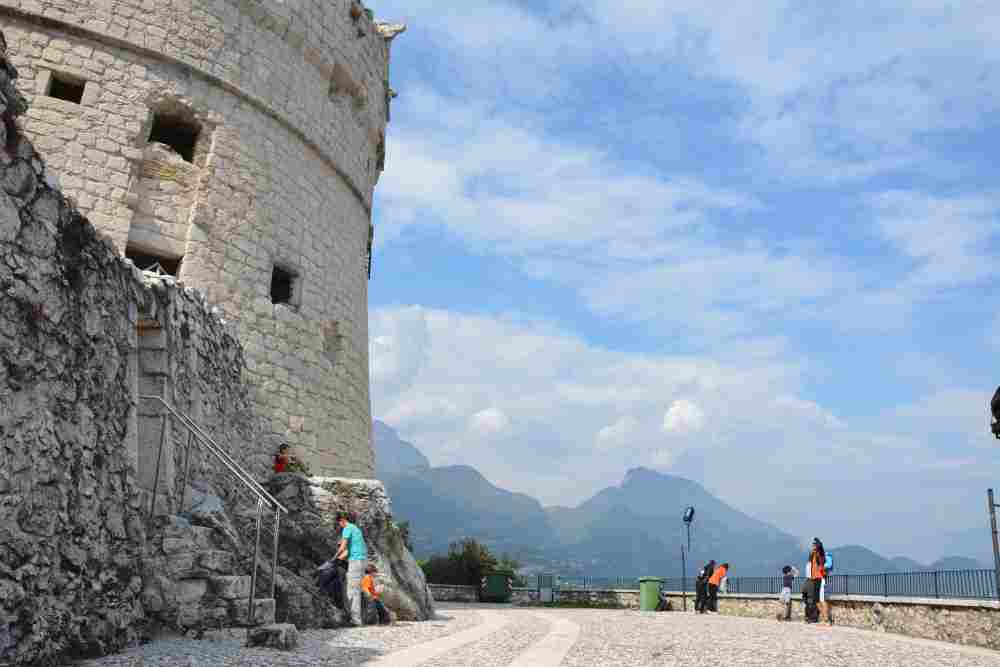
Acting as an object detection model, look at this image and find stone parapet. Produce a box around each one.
[428,584,479,604]
[511,587,1000,650]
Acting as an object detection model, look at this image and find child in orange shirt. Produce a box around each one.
[362,564,391,625]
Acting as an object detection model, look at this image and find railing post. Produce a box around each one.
[148,414,169,522]
[178,431,194,513]
[249,498,263,625]
[934,571,939,598]
[883,573,888,597]
[271,508,280,600]
[845,574,849,597]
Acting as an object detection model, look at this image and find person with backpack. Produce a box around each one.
[695,560,715,614]
[806,538,833,625]
[707,562,728,613]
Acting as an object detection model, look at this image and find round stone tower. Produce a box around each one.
[0,0,404,477]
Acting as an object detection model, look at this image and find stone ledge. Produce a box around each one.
[660,591,1000,610]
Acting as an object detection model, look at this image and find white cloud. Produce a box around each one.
[870,191,1000,291]
[662,400,705,436]
[371,304,1000,556]
[468,408,512,438]
[596,416,640,451]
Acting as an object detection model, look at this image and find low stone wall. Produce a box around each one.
[429,585,479,604]
[697,593,1000,651]
[513,586,1000,651]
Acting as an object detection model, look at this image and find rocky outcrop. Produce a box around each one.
[246,623,299,651]
[267,474,435,623]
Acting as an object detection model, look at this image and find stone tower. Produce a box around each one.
[0,0,405,477]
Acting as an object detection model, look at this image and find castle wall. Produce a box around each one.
[0,0,398,477]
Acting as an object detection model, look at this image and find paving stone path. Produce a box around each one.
[76,604,1000,666]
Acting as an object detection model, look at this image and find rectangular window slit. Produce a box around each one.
[149,114,200,163]
[47,72,86,104]
[126,246,182,277]
[271,265,298,306]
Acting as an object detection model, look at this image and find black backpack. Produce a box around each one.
[991,386,1000,438]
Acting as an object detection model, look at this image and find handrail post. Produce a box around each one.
[148,414,168,522]
[249,498,263,625]
[178,431,194,513]
[883,573,888,597]
[271,508,280,600]
[934,571,939,598]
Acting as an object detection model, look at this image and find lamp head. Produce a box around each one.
[683,506,695,524]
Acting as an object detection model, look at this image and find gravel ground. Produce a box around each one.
[420,608,550,667]
[73,607,480,667]
[556,608,1000,667]
[73,605,1000,666]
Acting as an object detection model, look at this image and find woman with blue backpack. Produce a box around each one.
[806,538,834,625]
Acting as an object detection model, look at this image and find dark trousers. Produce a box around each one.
[694,580,708,613]
[708,583,719,612]
[365,596,391,625]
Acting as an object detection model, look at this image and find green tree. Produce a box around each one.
[420,538,500,587]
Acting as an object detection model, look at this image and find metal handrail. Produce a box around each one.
[139,395,287,624]
[140,395,287,514]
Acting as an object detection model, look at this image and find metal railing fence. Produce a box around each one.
[140,395,288,625]
[523,569,999,601]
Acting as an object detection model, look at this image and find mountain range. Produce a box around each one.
[374,421,989,576]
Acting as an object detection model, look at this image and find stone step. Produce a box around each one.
[225,597,276,627]
[197,550,236,575]
[209,575,252,600]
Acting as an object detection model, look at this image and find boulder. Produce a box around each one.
[246,623,299,650]
[266,474,435,623]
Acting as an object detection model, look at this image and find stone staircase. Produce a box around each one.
[142,516,276,634]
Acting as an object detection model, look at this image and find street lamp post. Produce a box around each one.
[682,506,695,612]
[988,489,1000,600]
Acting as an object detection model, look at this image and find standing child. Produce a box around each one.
[361,564,391,625]
[779,565,799,621]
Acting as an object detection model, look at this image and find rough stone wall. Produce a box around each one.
[0,32,268,663]
[0,42,146,666]
[0,0,404,478]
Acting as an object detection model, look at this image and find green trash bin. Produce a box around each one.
[639,577,663,611]
[481,569,515,603]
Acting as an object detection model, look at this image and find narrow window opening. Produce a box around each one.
[148,113,200,163]
[126,246,182,277]
[270,265,298,305]
[47,72,86,104]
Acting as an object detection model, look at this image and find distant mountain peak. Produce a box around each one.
[373,420,430,479]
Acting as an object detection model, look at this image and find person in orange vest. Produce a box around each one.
[707,562,729,613]
[807,538,831,624]
[361,564,391,625]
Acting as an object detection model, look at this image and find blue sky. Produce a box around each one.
[365,0,1000,563]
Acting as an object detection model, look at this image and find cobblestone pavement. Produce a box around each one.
[75,604,1000,666]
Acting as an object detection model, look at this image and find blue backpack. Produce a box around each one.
[824,553,834,573]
